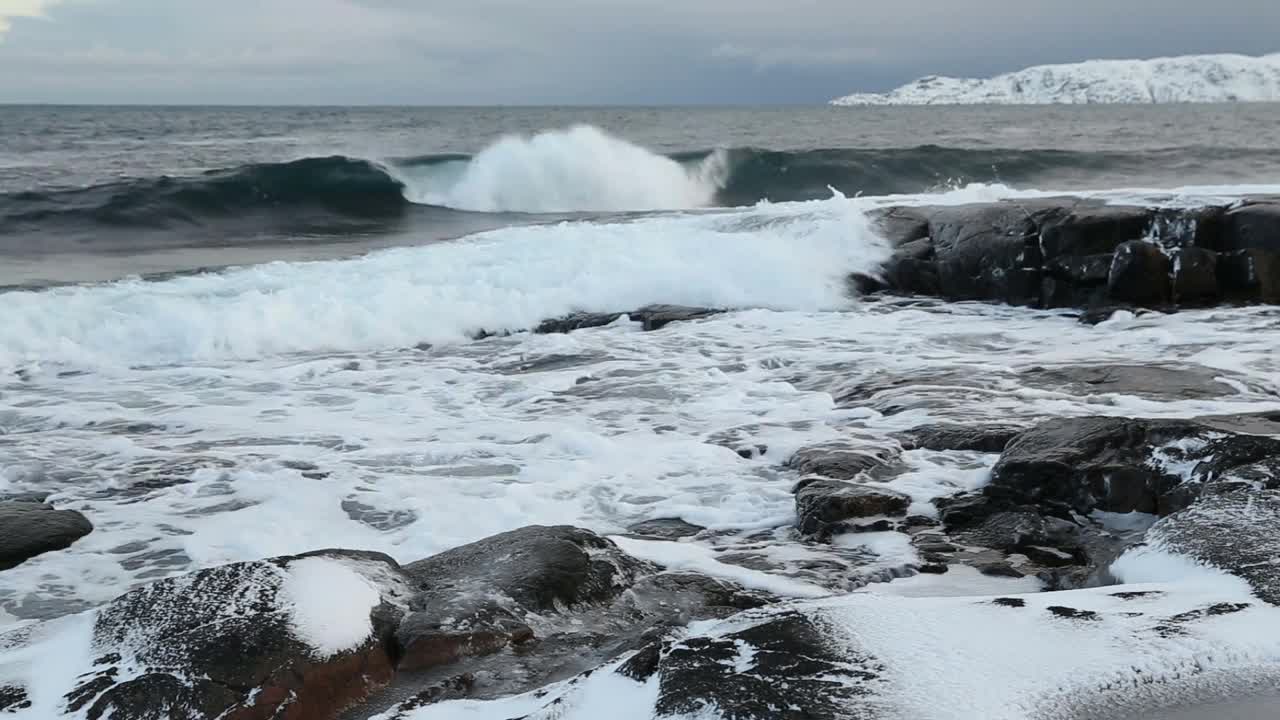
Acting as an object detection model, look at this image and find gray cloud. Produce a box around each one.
[0,0,1277,103]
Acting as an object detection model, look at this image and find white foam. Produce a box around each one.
[396,125,725,213]
[282,557,381,658]
[611,536,831,598]
[0,195,888,370]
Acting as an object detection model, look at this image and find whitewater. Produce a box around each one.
[4,118,1280,719]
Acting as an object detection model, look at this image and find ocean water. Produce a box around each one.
[3,105,1280,718]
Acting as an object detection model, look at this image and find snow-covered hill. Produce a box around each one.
[832,52,1280,105]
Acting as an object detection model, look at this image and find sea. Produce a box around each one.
[2,104,1280,718]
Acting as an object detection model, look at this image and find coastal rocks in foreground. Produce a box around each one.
[0,502,93,571]
[62,549,409,720]
[0,526,768,720]
[858,196,1280,310]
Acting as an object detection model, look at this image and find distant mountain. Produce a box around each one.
[831,53,1280,105]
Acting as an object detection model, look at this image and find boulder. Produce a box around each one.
[1221,201,1280,254]
[988,416,1280,517]
[397,526,647,672]
[1108,240,1170,305]
[1218,248,1280,302]
[0,502,93,571]
[894,423,1025,453]
[1170,247,1219,304]
[626,518,706,540]
[648,611,878,720]
[795,479,912,536]
[65,549,409,720]
[785,440,900,481]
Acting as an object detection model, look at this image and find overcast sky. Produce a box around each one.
[1,0,1278,104]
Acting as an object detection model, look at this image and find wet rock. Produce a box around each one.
[1221,200,1280,254]
[66,549,409,720]
[895,423,1024,453]
[0,502,93,571]
[1146,488,1280,605]
[373,535,770,716]
[535,305,722,335]
[976,561,1025,578]
[626,518,706,540]
[786,440,900,481]
[652,611,880,720]
[795,479,911,536]
[988,416,1280,517]
[341,499,418,531]
[1170,247,1219,304]
[1018,363,1234,400]
[1107,240,1170,305]
[398,526,647,672]
[935,493,1000,529]
[952,511,1081,552]
[1218,248,1280,302]
[0,685,31,712]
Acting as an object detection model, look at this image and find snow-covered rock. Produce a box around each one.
[832,52,1280,105]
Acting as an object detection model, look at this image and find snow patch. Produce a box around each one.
[833,52,1280,105]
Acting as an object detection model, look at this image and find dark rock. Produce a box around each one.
[1108,240,1170,306]
[935,493,999,529]
[976,562,1024,578]
[1221,201,1280,254]
[626,518,706,540]
[534,305,723,335]
[1038,205,1153,258]
[987,416,1280,517]
[917,563,949,574]
[653,611,881,720]
[1046,606,1099,621]
[1218,248,1280,302]
[0,502,93,571]
[0,685,31,712]
[1021,545,1080,567]
[953,511,1081,552]
[65,549,408,720]
[795,480,912,536]
[895,423,1024,453]
[1111,591,1163,601]
[1170,247,1219,304]
[992,598,1026,608]
[1045,252,1117,286]
[398,526,647,672]
[786,441,900,481]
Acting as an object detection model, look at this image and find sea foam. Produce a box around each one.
[395,125,729,213]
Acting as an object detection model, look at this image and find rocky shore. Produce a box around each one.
[3,195,1280,719]
[4,406,1280,719]
[857,195,1280,311]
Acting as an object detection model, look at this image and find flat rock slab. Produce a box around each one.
[895,423,1025,453]
[1147,488,1280,605]
[1019,364,1236,400]
[0,502,93,571]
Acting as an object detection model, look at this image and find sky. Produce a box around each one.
[1,0,1278,104]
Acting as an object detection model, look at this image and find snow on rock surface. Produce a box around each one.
[832,52,1280,105]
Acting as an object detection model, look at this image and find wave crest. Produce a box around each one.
[394,125,727,213]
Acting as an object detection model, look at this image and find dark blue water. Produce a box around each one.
[2,104,1278,287]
